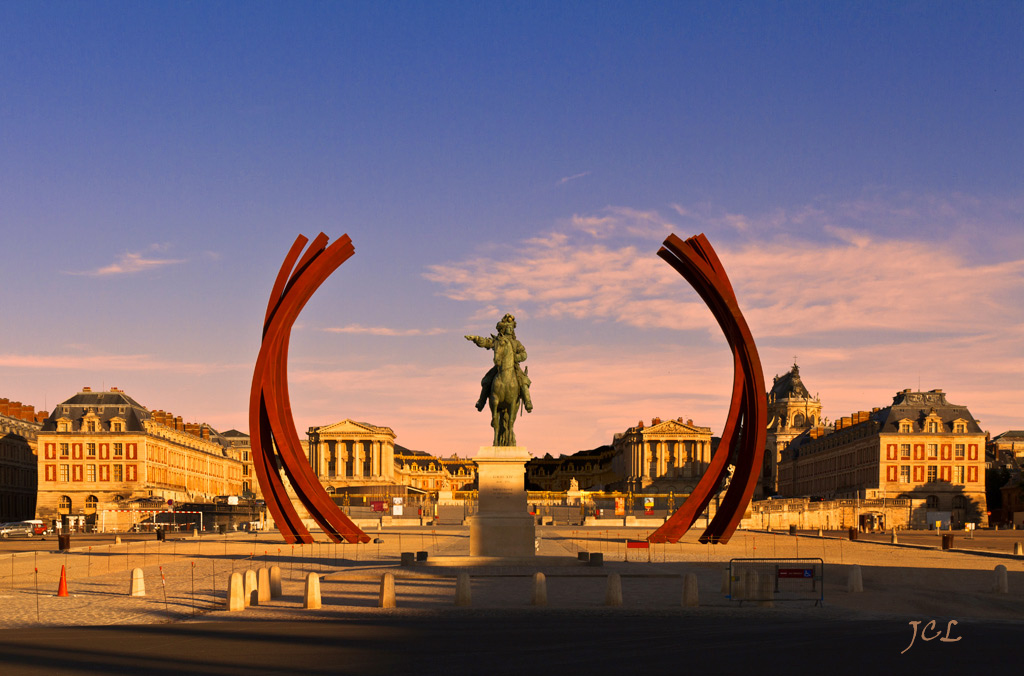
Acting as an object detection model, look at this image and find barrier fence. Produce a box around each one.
[728,557,824,606]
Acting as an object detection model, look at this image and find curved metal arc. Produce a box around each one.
[648,233,766,545]
[250,233,368,545]
[264,235,309,334]
[256,235,367,544]
[261,237,366,543]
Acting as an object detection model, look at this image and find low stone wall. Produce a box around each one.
[749,497,914,531]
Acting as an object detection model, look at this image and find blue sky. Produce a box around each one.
[1,3,1022,456]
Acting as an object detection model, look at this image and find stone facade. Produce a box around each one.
[778,388,988,527]
[525,417,714,494]
[763,363,821,496]
[220,429,261,500]
[306,419,397,489]
[0,398,48,521]
[611,417,714,493]
[526,446,617,492]
[36,388,243,526]
[393,448,477,492]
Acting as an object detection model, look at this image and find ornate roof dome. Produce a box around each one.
[769,363,811,400]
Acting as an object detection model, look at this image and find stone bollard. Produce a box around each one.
[682,573,699,608]
[303,572,321,609]
[891,530,898,544]
[994,565,1009,594]
[455,573,471,607]
[531,572,547,606]
[257,568,271,603]
[244,569,258,607]
[227,572,245,612]
[1015,542,1023,557]
[269,565,282,597]
[115,536,122,545]
[605,573,622,607]
[379,572,397,608]
[847,565,864,593]
[129,568,145,597]
[192,529,199,539]
[817,527,823,537]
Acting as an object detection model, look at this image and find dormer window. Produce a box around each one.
[86,421,97,432]
[928,422,939,434]
[899,422,912,434]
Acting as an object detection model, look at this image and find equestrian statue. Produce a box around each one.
[465,313,533,446]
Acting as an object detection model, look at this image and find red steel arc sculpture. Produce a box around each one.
[648,234,766,545]
[249,233,370,545]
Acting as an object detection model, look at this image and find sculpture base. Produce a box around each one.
[470,446,535,557]
[468,514,536,557]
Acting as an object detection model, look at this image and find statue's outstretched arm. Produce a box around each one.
[465,335,493,349]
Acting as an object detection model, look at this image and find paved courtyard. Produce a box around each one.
[0,526,1021,674]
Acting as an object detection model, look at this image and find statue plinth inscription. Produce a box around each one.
[469,445,536,557]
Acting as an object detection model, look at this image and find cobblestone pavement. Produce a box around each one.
[1,526,1022,629]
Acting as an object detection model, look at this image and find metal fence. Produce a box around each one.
[728,557,824,606]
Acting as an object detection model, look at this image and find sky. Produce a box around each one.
[1,2,1022,458]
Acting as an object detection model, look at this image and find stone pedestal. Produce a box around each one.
[469,446,535,557]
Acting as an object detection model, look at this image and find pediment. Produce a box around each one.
[312,419,395,437]
[644,420,706,435]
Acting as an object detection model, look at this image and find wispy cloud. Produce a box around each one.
[322,325,447,337]
[66,244,187,276]
[556,171,591,186]
[427,201,1024,340]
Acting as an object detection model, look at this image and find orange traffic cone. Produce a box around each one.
[57,565,68,597]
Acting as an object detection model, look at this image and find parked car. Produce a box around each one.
[21,520,51,537]
[0,522,35,539]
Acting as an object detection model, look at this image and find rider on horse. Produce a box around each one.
[465,313,534,413]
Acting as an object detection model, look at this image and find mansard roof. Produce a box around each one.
[42,388,151,432]
[872,389,984,434]
[769,363,812,400]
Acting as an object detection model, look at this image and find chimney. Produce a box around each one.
[652,417,661,425]
[37,411,49,424]
[0,399,8,416]
[82,386,92,392]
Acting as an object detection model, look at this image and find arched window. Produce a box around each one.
[793,413,806,427]
[85,495,98,513]
[808,415,816,427]
[59,495,72,513]
[926,495,939,509]
[952,495,968,510]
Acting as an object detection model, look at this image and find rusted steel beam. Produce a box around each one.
[249,233,370,545]
[648,234,766,545]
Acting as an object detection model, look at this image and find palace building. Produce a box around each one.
[306,419,397,490]
[611,417,714,493]
[0,398,48,521]
[777,388,987,527]
[526,417,715,494]
[763,363,822,496]
[36,388,244,527]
